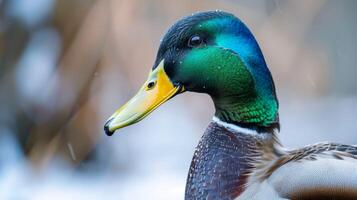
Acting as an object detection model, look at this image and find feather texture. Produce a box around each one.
[239,141,357,199]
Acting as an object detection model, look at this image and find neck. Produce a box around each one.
[213,93,279,128]
[212,116,276,138]
[185,120,277,200]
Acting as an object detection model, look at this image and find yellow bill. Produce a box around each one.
[104,60,182,136]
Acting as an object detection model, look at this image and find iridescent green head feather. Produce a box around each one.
[156,11,279,126]
[105,11,279,135]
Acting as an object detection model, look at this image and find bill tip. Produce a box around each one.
[104,119,114,136]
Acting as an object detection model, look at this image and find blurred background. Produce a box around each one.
[1,0,357,199]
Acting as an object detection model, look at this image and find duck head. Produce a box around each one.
[104,11,279,136]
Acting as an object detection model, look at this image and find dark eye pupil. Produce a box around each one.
[188,35,203,47]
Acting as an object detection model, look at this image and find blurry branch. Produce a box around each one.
[26,0,110,167]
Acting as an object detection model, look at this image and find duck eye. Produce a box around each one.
[188,35,203,48]
[147,81,156,90]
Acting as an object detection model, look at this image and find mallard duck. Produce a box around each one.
[104,11,357,200]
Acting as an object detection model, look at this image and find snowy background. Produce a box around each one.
[1,0,357,199]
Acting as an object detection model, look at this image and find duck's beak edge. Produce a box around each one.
[104,60,183,136]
